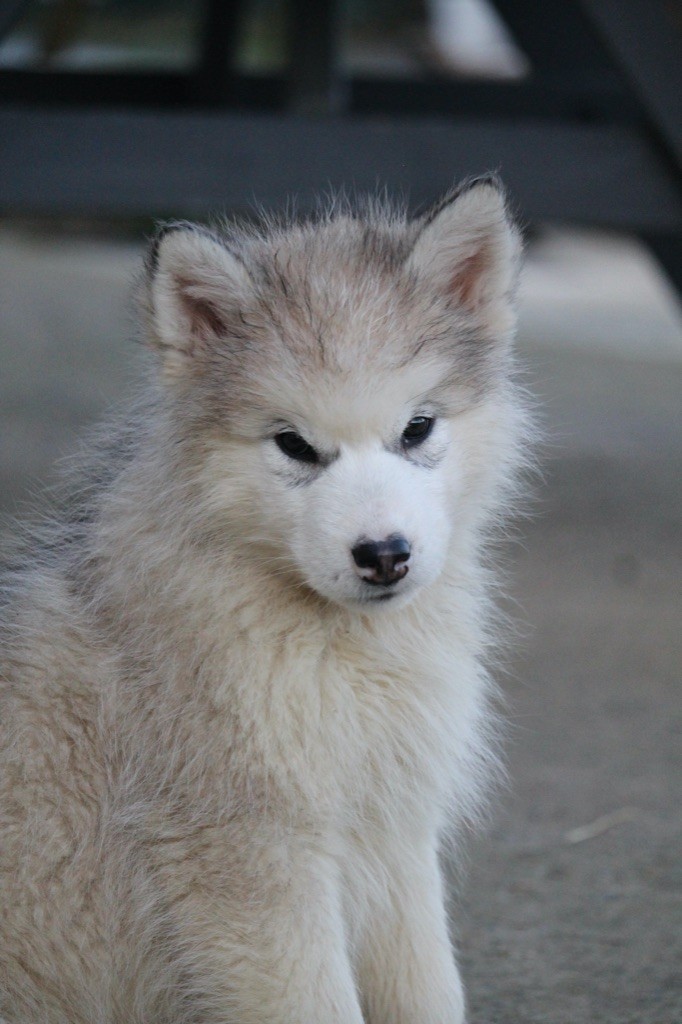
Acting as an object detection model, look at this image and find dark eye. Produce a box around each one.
[402,416,434,448]
[275,431,319,464]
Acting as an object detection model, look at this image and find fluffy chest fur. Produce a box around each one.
[106,565,489,842]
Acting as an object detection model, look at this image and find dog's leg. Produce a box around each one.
[167,838,364,1024]
[358,842,465,1024]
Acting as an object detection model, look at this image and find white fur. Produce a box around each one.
[0,180,530,1022]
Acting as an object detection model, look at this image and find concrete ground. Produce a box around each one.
[1,221,681,1023]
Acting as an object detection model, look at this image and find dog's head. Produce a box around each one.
[143,178,524,609]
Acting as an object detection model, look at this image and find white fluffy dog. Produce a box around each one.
[0,177,530,1023]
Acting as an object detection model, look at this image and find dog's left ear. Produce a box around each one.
[408,177,522,320]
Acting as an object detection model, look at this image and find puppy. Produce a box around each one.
[0,177,530,1023]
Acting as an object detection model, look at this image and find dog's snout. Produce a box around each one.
[351,534,411,586]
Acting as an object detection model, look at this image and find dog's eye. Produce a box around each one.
[402,416,434,448]
[275,431,319,464]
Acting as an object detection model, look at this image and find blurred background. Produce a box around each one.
[0,2,681,1021]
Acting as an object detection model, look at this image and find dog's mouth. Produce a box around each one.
[359,586,406,606]
[301,566,417,609]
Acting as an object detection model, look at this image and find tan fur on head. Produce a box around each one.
[0,178,532,1023]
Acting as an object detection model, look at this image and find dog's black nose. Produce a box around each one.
[351,535,411,586]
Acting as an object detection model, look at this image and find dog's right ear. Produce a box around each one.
[408,176,521,327]
[144,223,251,377]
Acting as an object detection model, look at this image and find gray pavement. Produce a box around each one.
[461,346,682,1023]
[1,222,681,1022]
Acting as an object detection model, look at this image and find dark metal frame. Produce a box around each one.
[0,0,679,288]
